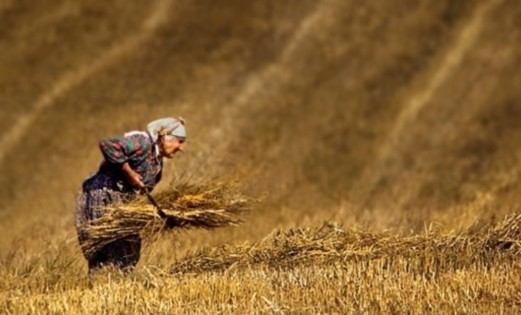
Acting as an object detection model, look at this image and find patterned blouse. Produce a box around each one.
[99,131,163,189]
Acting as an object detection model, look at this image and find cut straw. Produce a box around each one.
[80,181,253,258]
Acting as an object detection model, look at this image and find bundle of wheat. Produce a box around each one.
[81,181,252,258]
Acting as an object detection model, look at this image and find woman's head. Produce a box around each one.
[147,117,187,158]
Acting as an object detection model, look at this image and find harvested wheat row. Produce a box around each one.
[81,181,253,257]
[170,214,521,274]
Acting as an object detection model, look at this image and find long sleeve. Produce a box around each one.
[99,135,148,165]
[98,133,161,188]
[99,137,127,164]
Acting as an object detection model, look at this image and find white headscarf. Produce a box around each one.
[147,117,186,142]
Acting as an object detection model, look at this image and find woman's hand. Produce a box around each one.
[121,162,145,189]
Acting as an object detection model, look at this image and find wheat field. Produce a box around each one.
[1,0,521,313]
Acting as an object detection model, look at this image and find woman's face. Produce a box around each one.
[159,136,185,158]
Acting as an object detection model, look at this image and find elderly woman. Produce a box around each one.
[75,117,186,272]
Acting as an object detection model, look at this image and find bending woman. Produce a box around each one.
[75,117,186,272]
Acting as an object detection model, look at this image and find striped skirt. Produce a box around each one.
[75,171,141,271]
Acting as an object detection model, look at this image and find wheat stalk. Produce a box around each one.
[80,181,252,257]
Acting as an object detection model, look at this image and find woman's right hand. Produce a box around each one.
[121,162,145,189]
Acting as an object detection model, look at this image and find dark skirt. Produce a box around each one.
[75,171,141,271]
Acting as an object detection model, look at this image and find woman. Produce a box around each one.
[75,117,186,272]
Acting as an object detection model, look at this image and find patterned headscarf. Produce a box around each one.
[147,117,186,142]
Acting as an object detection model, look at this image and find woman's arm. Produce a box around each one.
[121,161,145,189]
[99,136,146,189]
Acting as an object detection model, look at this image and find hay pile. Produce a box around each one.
[171,214,521,274]
[81,181,252,258]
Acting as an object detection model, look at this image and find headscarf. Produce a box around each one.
[147,117,186,142]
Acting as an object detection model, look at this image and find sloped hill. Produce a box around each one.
[0,0,520,253]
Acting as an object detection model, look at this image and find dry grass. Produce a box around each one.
[1,213,520,313]
[172,214,521,275]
